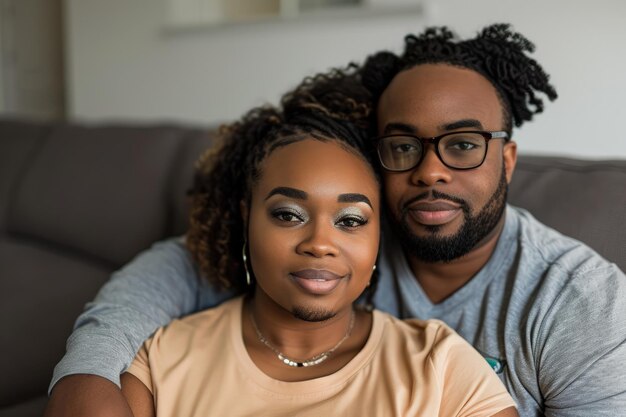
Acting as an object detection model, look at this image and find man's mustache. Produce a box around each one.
[401,190,470,215]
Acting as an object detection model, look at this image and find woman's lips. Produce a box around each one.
[290,269,344,295]
[407,200,462,226]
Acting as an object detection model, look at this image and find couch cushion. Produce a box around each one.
[0,120,50,230]
[509,155,626,271]
[7,124,195,266]
[0,237,111,407]
[0,395,48,417]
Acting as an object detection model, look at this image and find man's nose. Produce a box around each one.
[409,145,453,187]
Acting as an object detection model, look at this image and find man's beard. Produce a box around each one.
[393,167,508,263]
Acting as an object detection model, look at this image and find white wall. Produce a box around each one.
[65,0,425,124]
[0,0,65,119]
[0,3,5,113]
[426,0,626,158]
[66,0,626,158]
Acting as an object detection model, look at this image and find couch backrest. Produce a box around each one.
[509,155,626,272]
[1,119,625,410]
[0,119,215,406]
[0,120,51,231]
[6,123,214,266]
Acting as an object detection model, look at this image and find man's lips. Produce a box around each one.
[290,269,345,295]
[406,200,462,226]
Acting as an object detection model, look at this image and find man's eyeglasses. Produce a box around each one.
[376,130,509,172]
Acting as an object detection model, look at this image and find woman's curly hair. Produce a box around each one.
[186,66,380,296]
[360,23,558,136]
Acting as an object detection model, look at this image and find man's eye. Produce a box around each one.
[336,216,367,228]
[392,143,418,153]
[444,136,484,152]
[450,142,478,151]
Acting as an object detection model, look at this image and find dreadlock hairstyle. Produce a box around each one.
[360,23,558,136]
[186,67,380,300]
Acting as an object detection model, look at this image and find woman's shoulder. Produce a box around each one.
[376,311,454,339]
[151,296,243,350]
[373,311,466,356]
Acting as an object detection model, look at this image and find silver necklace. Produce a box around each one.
[250,310,355,368]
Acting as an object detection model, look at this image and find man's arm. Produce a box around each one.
[45,374,154,417]
[538,264,626,416]
[45,375,133,417]
[45,238,233,416]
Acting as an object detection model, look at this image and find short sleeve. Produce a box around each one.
[125,332,161,395]
[535,265,626,416]
[49,238,201,393]
[430,325,517,417]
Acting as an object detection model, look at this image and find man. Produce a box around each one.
[45,24,626,416]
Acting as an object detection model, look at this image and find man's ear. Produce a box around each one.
[503,140,517,184]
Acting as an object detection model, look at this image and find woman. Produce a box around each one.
[119,96,518,416]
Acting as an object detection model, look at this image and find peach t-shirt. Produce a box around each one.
[127,297,516,416]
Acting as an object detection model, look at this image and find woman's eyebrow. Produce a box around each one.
[265,186,307,201]
[338,193,372,209]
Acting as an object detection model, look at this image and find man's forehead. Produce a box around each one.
[377,63,504,132]
[382,64,499,104]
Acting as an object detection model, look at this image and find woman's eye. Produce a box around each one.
[337,216,367,228]
[272,210,304,223]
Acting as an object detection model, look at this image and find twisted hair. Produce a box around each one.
[187,67,379,295]
[360,23,558,135]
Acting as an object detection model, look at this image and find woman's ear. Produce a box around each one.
[240,200,249,228]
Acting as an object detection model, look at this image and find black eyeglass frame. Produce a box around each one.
[376,130,510,172]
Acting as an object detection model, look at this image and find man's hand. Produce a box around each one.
[44,374,133,417]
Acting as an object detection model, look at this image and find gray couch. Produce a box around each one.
[1,118,625,417]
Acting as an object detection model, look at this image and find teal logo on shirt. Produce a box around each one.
[484,356,506,374]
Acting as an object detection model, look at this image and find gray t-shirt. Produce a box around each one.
[51,205,626,416]
[375,205,626,416]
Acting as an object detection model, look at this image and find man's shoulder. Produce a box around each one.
[510,206,619,276]
[507,206,625,320]
[144,235,189,260]
[116,235,192,275]
[512,210,626,411]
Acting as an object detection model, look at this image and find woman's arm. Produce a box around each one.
[120,373,156,417]
[491,406,519,417]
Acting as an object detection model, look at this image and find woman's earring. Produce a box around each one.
[372,264,377,271]
[242,241,251,286]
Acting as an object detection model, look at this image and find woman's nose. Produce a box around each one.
[295,222,339,258]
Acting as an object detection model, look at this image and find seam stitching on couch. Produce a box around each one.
[4,125,52,228]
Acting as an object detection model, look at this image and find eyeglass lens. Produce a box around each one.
[378,132,488,171]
